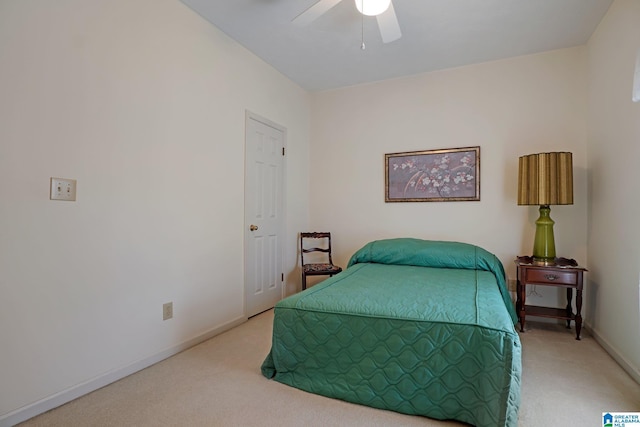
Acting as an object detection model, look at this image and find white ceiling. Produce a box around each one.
[180,0,612,92]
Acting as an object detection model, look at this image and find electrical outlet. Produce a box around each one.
[163,302,173,320]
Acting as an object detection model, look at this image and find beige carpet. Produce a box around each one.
[18,310,640,426]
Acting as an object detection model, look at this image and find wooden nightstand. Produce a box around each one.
[515,256,588,340]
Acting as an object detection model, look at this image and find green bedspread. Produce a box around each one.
[262,239,521,427]
[347,238,518,324]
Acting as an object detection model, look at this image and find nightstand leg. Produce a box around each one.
[516,277,526,332]
[565,288,573,329]
[575,289,583,340]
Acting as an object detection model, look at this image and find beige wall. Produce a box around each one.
[310,47,588,283]
[0,0,310,422]
[2,0,639,423]
[586,0,640,381]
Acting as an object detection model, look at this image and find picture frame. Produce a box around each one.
[385,146,480,202]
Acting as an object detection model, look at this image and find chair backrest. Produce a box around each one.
[300,232,334,266]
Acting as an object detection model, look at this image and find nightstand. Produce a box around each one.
[515,256,587,340]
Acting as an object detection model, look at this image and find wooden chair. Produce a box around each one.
[300,232,342,290]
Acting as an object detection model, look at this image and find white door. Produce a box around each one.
[244,113,285,317]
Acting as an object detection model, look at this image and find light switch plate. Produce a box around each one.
[50,177,77,201]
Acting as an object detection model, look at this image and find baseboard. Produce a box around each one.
[0,315,247,427]
[585,322,640,385]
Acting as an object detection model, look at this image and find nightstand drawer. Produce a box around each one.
[525,269,578,286]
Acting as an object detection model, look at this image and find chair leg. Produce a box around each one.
[302,272,307,291]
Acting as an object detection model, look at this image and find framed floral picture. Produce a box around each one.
[385,146,480,202]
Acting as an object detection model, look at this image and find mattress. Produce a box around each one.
[262,239,521,427]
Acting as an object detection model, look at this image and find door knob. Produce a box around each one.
[250,225,258,231]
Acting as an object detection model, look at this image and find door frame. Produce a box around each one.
[244,110,287,317]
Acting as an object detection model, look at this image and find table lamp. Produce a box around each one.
[517,152,573,266]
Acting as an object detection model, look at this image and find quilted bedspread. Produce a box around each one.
[261,239,521,427]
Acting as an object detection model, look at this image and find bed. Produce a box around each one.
[261,238,521,427]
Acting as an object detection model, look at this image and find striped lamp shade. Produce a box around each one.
[518,152,573,206]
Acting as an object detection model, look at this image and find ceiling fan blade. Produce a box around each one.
[376,1,401,43]
[292,0,343,26]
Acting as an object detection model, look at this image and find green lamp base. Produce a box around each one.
[532,205,556,266]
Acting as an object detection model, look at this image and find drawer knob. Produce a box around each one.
[545,274,559,281]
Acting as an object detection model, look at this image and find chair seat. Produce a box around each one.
[303,263,342,274]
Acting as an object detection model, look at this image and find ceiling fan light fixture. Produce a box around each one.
[355,0,391,17]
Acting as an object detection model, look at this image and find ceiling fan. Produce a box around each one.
[293,0,402,44]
